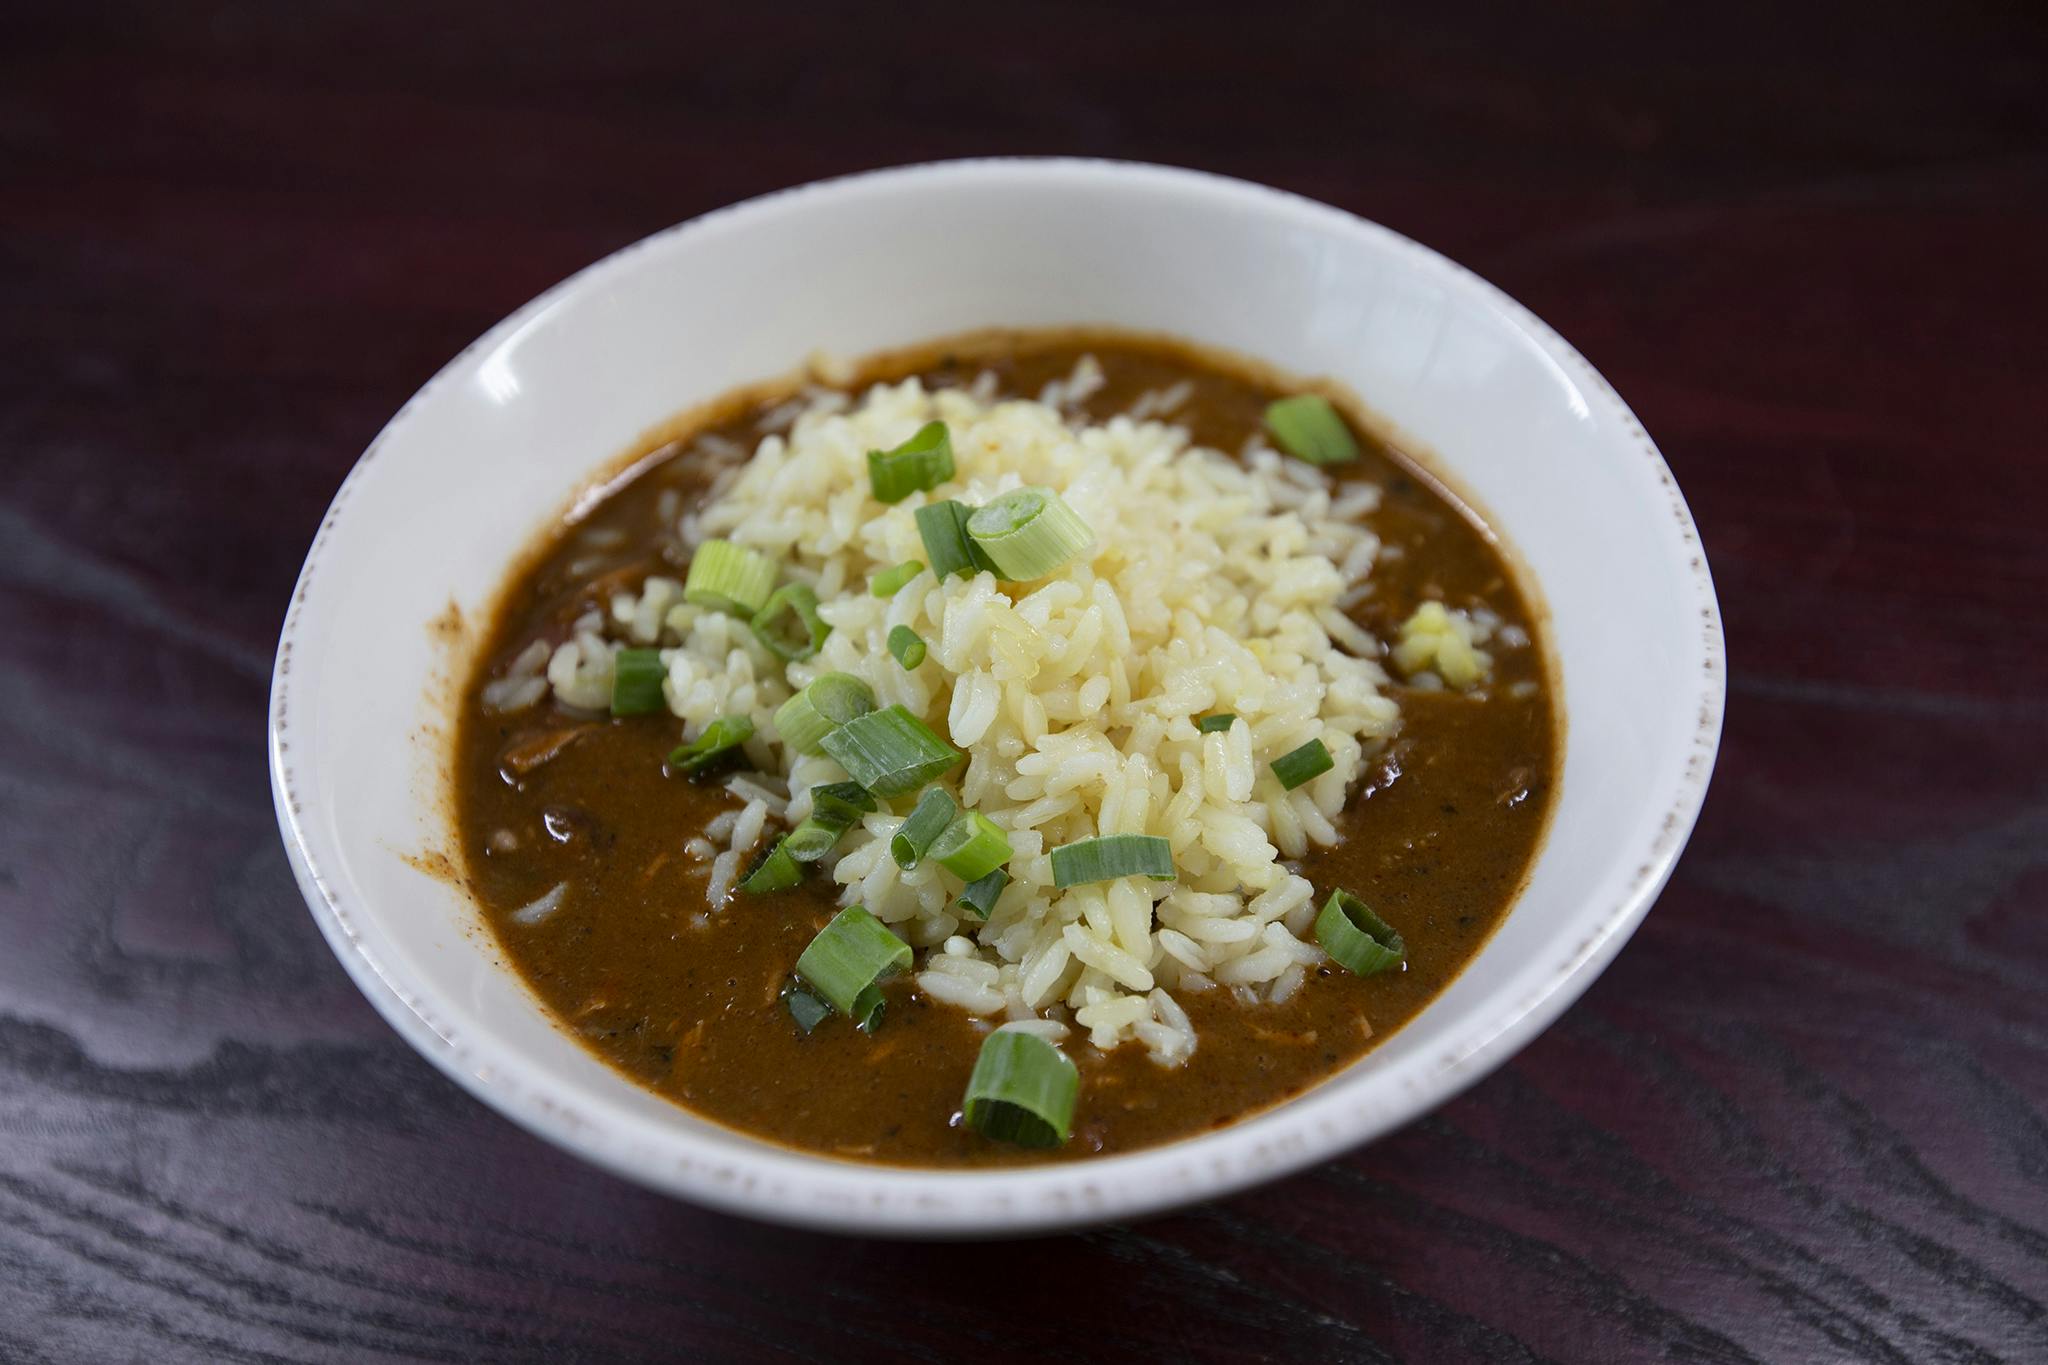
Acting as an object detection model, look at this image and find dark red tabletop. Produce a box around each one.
[4,3,2044,1360]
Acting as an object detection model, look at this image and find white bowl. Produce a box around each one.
[270,159,1723,1236]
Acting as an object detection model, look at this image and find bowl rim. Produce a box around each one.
[269,156,1725,1237]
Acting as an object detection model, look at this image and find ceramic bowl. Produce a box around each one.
[270,158,1723,1236]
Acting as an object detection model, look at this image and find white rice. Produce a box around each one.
[724,774,789,819]
[993,1017,1071,1044]
[552,364,1412,1065]
[728,797,770,857]
[481,639,552,714]
[511,882,567,925]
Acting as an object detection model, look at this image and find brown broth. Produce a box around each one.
[453,332,1557,1167]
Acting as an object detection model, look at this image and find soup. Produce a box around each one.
[454,331,1556,1166]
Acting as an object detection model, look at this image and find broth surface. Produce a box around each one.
[454,333,1556,1166]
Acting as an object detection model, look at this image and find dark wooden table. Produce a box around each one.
[5,3,2044,1360]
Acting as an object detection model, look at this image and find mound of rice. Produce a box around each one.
[555,363,1404,1066]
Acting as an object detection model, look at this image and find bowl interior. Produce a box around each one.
[271,160,1721,1234]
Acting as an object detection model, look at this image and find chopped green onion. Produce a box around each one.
[968,535,1001,575]
[749,583,830,662]
[682,539,778,615]
[1314,890,1405,975]
[785,780,877,863]
[610,648,666,716]
[784,817,846,863]
[809,781,877,826]
[1264,394,1360,466]
[931,812,1011,883]
[957,868,1009,921]
[962,1029,1078,1148]
[915,499,980,580]
[867,421,955,503]
[1196,712,1236,734]
[818,704,962,798]
[888,624,927,669]
[772,673,875,755]
[1050,833,1175,888]
[890,787,958,869]
[1271,738,1334,790]
[965,487,1094,581]
[668,714,753,775]
[784,981,831,1035]
[794,905,912,1031]
[871,559,925,597]
[739,837,801,893]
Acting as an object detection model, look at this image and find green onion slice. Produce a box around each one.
[785,780,878,863]
[1264,394,1360,466]
[871,559,925,598]
[867,421,955,503]
[610,648,666,716]
[784,817,846,863]
[739,837,801,894]
[915,500,979,580]
[818,704,963,798]
[962,1029,1078,1148]
[887,624,927,669]
[967,534,1001,575]
[1195,712,1236,733]
[668,714,753,775]
[1314,890,1406,975]
[784,981,832,1035]
[1050,834,1175,888]
[749,582,830,662]
[957,868,1009,921]
[682,539,778,615]
[794,905,912,1031]
[1271,738,1334,790]
[890,787,958,869]
[965,487,1094,581]
[931,812,1011,883]
[772,673,875,755]
[809,780,877,826]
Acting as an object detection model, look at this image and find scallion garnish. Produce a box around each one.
[1314,889,1405,975]
[967,535,1000,575]
[915,499,980,580]
[1264,394,1360,466]
[809,780,877,826]
[965,487,1094,581]
[1196,712,1236,733]
[1049,833,1174,888]
[749,582,830,662]
[772,673,875,755]
[739,837,801,894]
[867,421,955,503]
[887,624,927,669]
[786,781,876,862]
[962,1029,1078,1148]
[610,648,666,716]
[818,704,962,798]
[931,811,1011,883]
[890,787,958,869]
[957,868,1009,921]
[682,539,778,616]
[1271,738,1334,790]
[870,559,925,598]
[668,714,753,775]
[784,817,847,863]
[784,981,832,1035]
[794,905,912,1031]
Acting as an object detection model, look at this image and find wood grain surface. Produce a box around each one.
[3,2,2044,1360]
